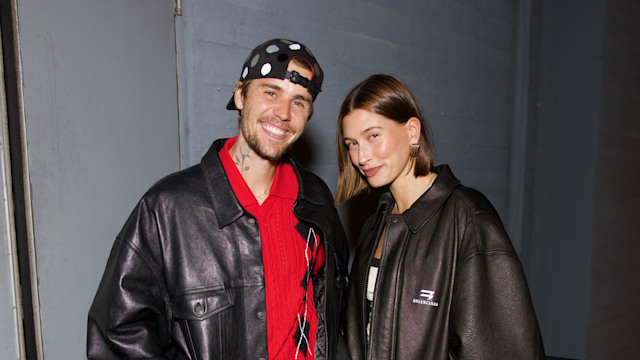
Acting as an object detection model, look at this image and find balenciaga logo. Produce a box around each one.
[420,289,434,300]
[412,289,439,307]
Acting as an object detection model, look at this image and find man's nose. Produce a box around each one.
[273,99,291,121]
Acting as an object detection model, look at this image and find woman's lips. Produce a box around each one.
[363,166,381,177]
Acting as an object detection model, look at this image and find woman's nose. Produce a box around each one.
[358,145,370,166]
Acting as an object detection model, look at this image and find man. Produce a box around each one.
[88,39,349,360]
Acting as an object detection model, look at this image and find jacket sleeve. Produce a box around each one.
[449,210,545,359]
[325,207,351,360]
[87,199,172,359]
[333,210,351,360]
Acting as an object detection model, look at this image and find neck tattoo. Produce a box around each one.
[233,142,252,174]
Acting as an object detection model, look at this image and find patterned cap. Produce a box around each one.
[227,39,324,110]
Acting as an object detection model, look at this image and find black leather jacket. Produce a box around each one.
[88,139,349,359]
[345,165,544,359]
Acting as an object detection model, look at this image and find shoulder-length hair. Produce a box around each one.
[335,74,435,205]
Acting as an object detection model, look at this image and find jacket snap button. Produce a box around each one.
[253,266,263,275]
[194,302,205,315]
[391,218,398,224]
[257,311,265,320]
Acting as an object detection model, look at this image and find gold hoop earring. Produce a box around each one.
[409,143,420,157]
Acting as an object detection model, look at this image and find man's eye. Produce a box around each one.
[369,133,378,140]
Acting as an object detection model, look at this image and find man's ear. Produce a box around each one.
[406,117,422,143]
[233,82,244,111]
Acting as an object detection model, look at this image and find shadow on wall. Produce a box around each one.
[290,133,314,167]
[338,188,385,250]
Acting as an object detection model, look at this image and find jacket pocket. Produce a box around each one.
[172,288,236,359]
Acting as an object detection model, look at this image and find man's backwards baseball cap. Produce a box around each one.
[226,38,324,110]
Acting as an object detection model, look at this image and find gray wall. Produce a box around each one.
[0,125,20,357]
[587,0,640,358]
[528,0,640,358]
[15,0,180,358]
[528,0,605,358]
[1,18,21,357]
[0,212,19,358]
[175,0,517,225]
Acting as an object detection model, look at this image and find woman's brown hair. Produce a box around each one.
[335,74,435,205]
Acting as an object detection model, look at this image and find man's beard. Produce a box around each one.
[241,115,296,162]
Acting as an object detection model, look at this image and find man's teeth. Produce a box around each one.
[263,124,285,136]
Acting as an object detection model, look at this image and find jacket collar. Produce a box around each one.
[200,139,332,228]
[376,165,461,233]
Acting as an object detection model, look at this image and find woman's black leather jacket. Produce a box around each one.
[345,165,544,359]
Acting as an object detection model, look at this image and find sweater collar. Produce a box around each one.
[201,138,332,228]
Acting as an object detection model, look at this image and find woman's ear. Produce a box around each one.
[406,117,422,143]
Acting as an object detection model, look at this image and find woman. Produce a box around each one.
[336,74,544,359]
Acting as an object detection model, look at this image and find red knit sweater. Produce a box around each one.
[220,137,325,359]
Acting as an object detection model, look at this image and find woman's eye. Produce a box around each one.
[345,141,357,148]
[369,133,378,140]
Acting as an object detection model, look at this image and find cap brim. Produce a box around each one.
[226,95,237,110]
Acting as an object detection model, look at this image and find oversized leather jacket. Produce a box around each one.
[345,165,544,359]
[88,139,349,360]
